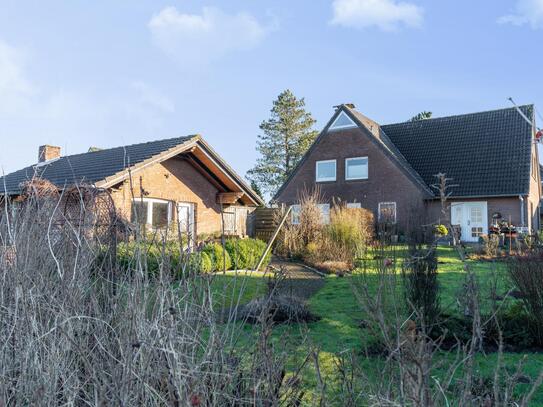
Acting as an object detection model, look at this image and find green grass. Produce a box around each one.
[209,246,543,405]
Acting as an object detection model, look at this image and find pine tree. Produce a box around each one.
[247,90,318,198]
[249,180,264,203]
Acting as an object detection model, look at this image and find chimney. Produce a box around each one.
[38,145,61,163]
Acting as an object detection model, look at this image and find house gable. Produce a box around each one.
[274,105,432,203]
[275,106,431,226]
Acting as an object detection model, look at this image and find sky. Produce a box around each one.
[0,0,542,178]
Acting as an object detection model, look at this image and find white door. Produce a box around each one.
[450,202,487,242]
[177,203,195,247]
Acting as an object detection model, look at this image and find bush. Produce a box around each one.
[507,252,543,346]
[200,251,213,273]
[225,238,271,270]
[402,248,440,329]
[479,234,499,256]
[116,241,181,276]
[202,242,232,271]
[434,224,448,236]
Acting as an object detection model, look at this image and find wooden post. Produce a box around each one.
[254,206,292,273]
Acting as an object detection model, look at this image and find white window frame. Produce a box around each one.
[378,202,397,224]
[317,203,330,224]
[329,111,357,131]
[316,159,337,182]
[132,197,173,228]
[291,204,301,225]
[346,202,361,209]
[345,157,369,181]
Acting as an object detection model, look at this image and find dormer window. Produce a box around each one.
[316,160,336,182]
[329,111,357,131]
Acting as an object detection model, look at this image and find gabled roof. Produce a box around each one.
[275,103,535,200]
[0,135,264,206]
[274,105,434,200]
[381,105,534,197]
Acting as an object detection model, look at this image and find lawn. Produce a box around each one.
[213,246,543,405]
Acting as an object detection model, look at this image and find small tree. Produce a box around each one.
[410,111,432,122]
[247,90,318,197]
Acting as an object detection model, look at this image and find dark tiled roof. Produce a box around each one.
[381,105,534,197]
[0,136,196,195]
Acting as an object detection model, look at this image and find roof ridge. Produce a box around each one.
[42,135,199,162]
[383,104,534,127]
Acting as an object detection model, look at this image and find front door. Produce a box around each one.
[451,202,487,242]
[177,202,195,248]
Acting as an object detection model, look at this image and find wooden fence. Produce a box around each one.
[252,207,280,242]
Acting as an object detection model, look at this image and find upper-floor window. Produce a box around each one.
[131,198,172,229]
[316,160,336,182]
[329,111,357,131]
[345,157,368,180]
[378,202,397,224]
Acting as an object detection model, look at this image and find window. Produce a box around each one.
[378,202,397,223]
[316,160,336,182]
[329,111,357,131]
[471,227,483,238]
[317,204,330,224]
[346,202,361,209]
[345,157,368,180]
[291,204,301,225]
[131,198,172,229]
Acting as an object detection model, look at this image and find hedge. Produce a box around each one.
[224,238,271,270]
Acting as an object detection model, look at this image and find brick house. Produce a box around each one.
[275,104,541,242]
[0,135,263,241]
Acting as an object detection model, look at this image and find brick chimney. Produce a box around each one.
[38,145,61,163]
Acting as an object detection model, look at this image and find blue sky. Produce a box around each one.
[0,0,542,177]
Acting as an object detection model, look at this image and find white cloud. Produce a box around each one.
[330,0,423,31]
[148,6,269,65]
[498,0,543,28]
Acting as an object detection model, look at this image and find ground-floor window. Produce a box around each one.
[317,204,330,224]
[346,202,361,209]
[131,198,172,229]
[378,202,397,223]
[291,204,301,224]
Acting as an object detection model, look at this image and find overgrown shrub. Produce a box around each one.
[202,242,232,271]
[507,252,543,345]
[318,205,373,266]
[225,238,271,270]
[479,234,499,256]
[276,188,374,270]
[402,248,440,329]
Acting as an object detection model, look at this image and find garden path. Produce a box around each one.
[269,258,325,300]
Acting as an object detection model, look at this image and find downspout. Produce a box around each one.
[519,195,525,227]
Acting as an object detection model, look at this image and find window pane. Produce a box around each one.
[346,202,361,209]
[331,112,355,129]
[318,204,330,224]
[379,202,396,223]
[152,202,169,228]
[131,201,148,224]
[346,158,368,180]
[291,205,301,224]
[316,161,336,181]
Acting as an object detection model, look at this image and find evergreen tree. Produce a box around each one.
[410,111,433,122]
[248,90,318,198]
[249,180,264,204]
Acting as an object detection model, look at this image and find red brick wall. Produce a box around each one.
[111,157,226,235]
[275,125,429,230]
